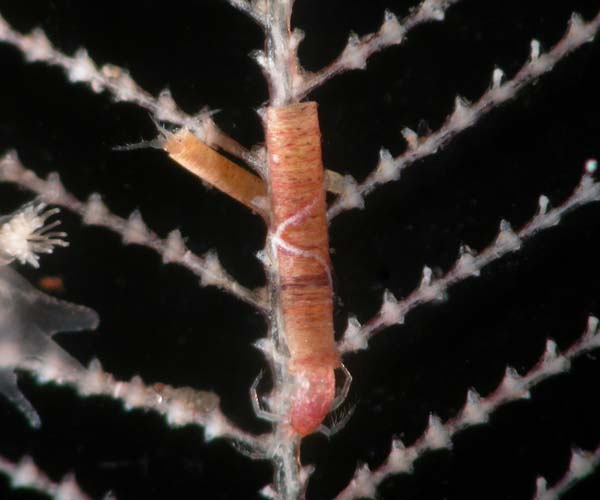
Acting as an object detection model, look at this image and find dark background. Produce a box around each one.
[1,0,600,499]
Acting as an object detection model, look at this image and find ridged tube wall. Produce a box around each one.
[267,102,340,436]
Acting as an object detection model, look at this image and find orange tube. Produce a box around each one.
[267,102,339,435]
[164,129,267,214]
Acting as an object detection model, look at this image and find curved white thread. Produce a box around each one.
[270,198,333,288]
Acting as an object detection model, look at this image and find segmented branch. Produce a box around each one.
[335,317,600,500]
[0,151,268,312]
[224,0,267,26]
[295,0,463,100]
[249,0,299,105]
[533,444,600,500]
[18,354,268,454]
[328,10,600,219]
[0,13,264,174]
[0,455,95,500]
[339,163,600,353]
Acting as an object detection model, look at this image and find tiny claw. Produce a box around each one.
[331,363,352,411]
[250,370,278,422]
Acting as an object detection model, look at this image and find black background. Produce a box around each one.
[1,1,600,499]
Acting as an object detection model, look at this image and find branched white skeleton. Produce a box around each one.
[1,1,600,499]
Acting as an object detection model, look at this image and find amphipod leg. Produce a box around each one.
[331,363,352,411]
[250,370,279,422]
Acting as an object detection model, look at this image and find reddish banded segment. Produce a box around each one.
[289,364,336,436]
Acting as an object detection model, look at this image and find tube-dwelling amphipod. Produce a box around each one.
[267,102,341,436]
[162,101,346,436]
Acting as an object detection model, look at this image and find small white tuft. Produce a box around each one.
[166,399,191,426]
[199,251,226,287]
[56,473,85,500]
[259,484,277,499]
[420,265,433,287]
[80,359,107,396]
[402,127,419,149]
[374,148,399,184]
[535,195,561,228]
[450,95,474,127]
[124,375,147,409]
[500,366,530,400]
[530,39,541,60]
[83,193,109,225]
[585,158,598,175]
[340,32,368,70]
[534,476,548,498]
[420,0,446,21]
[574,169,598,199]
[22,28,53,62]
[253,338,274,356]
[44,172,66,202]
[162,229,187,263]
[543,339,558,360]
[492,66,505,89]
[12,457,37,488]
[424,413,451,449]
[0,202,68,268]
[566,13,592,45]
[495,219,521,253]
[203,412,226,441]
[418,266,446,303]
[341,315,367,351]
[456,244,480,278]
[380,289,405,326]
[541,339,570,374]
[585,316,599,338]
[123,210,149,245]
[155,88,178,121]
[379,10,405,46]
[250,49,268,70]
[0,150,25,181]
[537,195,550,216]
[0,13,11,38]
[338,175,365,211]
[388,439,417,473]
[101,64,137,101]
[68,49,98,88]
[290,28,305,51]
[569,447,594,478]
[36,351,69,384]
[461,388,489,425]
[255,249,270,267]
[350,463,377,499]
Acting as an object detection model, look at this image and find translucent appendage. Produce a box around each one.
[0,369,41,427]
[0,266,99,426]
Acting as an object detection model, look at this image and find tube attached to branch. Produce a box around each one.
[164,129,267,215]
[267,102,340,436]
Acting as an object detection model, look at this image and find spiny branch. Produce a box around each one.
[0,151,268,312]
[18,354,269,454]
[335,317,600,500]
[533,444,600,500]
[339,163,600,353]
[0,455,96,500]
[295,0,463,100]
[328,10,600,219]
[250,0,299,105]
[0,13,264,174]
[224,0,267,27]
